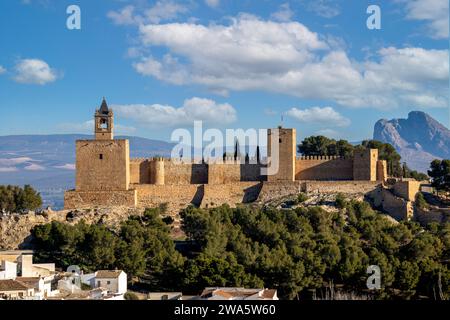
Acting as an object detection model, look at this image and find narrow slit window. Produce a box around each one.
[99,154,103,160]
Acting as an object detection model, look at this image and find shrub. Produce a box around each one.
[124,292,140,300]
[297,193,308,204]
[415,192,429,210]
[335,193,347,209]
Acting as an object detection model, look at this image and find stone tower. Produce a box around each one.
[74,98,130,192]
[267,127,296,182]
[95,97,114,140]
[353,148,378,181]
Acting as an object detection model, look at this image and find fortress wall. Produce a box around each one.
[304,181,380,194]
[295,157,353,180]
[76,140,130,191]
[258,180,380,203]
[163,161,208,185]
[258,181,304,203]
[64,190,137,209]
[367,186,412,221]
[202,182,262,208]
[208,163,263,184]
[377,160,388,182]
[134,184,203,214]
[392,180,422,201]
[130,159,151,184]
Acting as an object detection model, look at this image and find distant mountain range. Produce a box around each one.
[0,134,174,208]
[374,111,450,173]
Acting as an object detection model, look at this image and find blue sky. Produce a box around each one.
[0,0,448,143]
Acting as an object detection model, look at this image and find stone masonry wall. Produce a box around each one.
[393,180,422,202]
[208,162,263,184]
[367,186,412,221]
[295,157,353,180]
[202,182,262,208]
[163,161,208,185]
[134,184,202,214]
[64,190,137,209]
[130,159,151,184]
[76,139,130,191]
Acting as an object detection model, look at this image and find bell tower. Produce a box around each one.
[95,97,114,140]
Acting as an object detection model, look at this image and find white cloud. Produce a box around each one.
[286,106,350,127]
[132,15,448,109]
[107,5,141,26]
[0,157,34,166]
[13,59,58,85]
[56,120,136,135]
[54,163,76,170]
[0,66,6,74]
[24,163,45,171]
[306,0,341,18]
[0,167,18,173]
[113,97,237,127]
[205,0,220,8]
[271,3,294,22]
[403,0,449,39]
[107,1,188,26]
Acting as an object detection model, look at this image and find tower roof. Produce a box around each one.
[99,97,109,114]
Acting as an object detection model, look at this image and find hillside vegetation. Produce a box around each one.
[31,200,450,300]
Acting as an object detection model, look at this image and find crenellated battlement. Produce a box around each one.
[65,100,388,209]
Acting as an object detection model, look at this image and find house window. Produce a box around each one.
[99,154,103,160]
[107,281,111,285]
[97,281,101,287]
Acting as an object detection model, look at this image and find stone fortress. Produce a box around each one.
[64,99,390,213]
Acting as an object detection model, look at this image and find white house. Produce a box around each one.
[94,270,127,295]
[16,276,54,299]
[0,279,35,299]
[0,260,17,280]
[19,254,55,277]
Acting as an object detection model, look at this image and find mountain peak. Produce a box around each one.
[374,111,449,172]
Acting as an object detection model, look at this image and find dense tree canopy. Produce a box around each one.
[297,136,354,158]
[32,202,450,300]
[0,185,42,213]
[181,203,449,299]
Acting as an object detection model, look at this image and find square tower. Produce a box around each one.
[267,128,296,182]
[353,148,378,181]
[75,98,130,191]
[95,98,114,140]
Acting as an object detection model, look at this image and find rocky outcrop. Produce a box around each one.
[374,111,450,172]
[0,207,143,250]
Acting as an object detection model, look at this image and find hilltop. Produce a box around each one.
[374,111,450,172]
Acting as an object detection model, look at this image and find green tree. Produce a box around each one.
[0,185,42,213]
[361,140,402,176]
[428,159,450,192]
[298,136,335,156]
